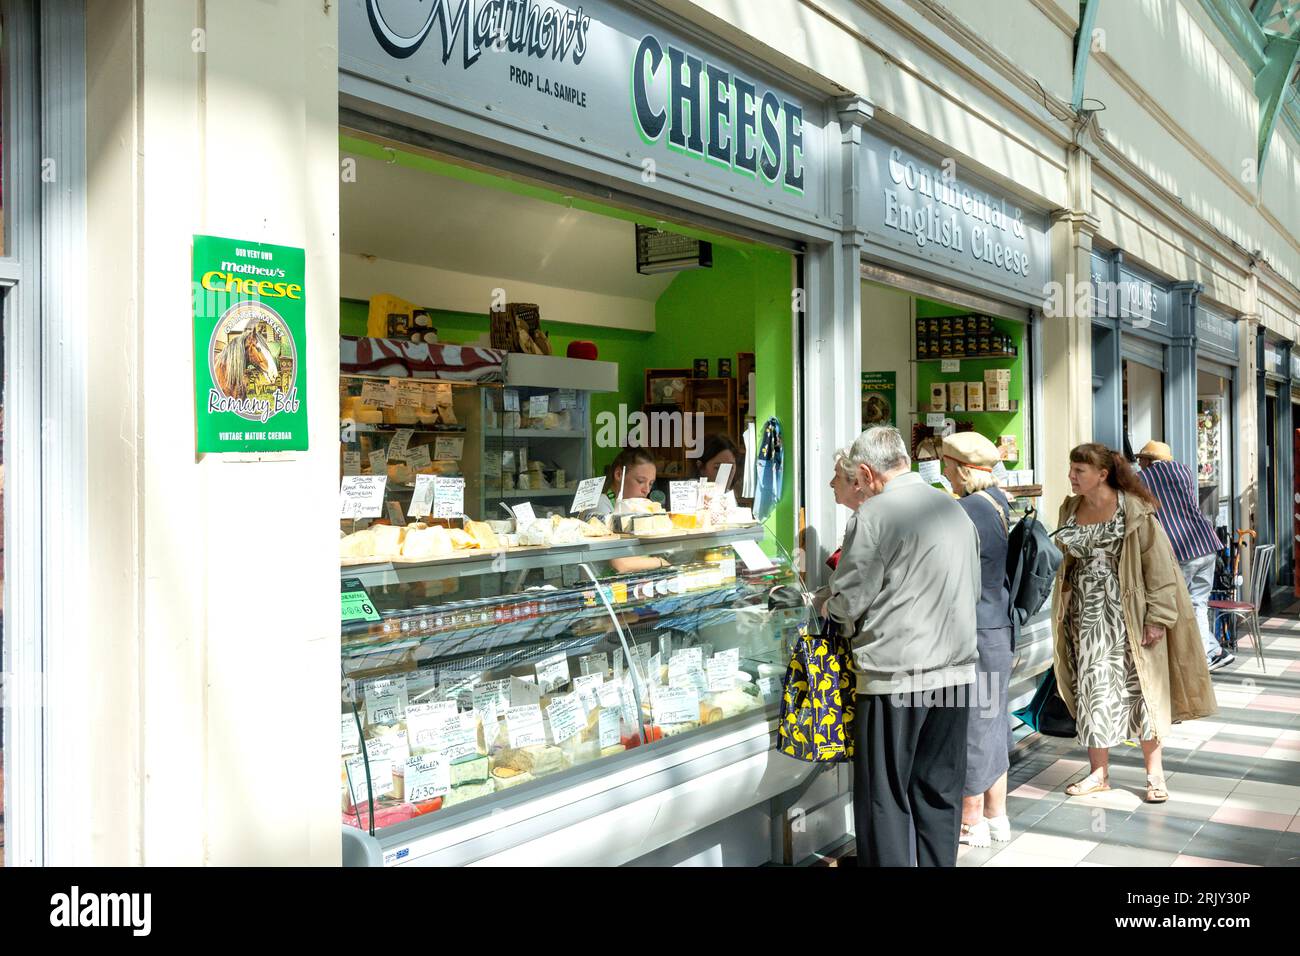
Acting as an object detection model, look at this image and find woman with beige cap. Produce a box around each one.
[942,432,1015,848]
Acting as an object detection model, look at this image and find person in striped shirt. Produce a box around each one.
[1136,441,1234,671]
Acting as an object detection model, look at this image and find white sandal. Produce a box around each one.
[1065,768,1110,796]
[985,815,1012,843]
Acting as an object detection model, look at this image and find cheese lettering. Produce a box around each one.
[201,271,303,299]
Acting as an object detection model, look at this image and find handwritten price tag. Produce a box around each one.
[387,428,414,461]
[340,476,387,519]
[434,436,464,462]
[546,694,585,744]
[408,474,435,518]
[670,480,701,513]
[406,445,432,471]
[405,753,450,803]
[506,705,547,748]
[570,476,606,514]
[433,476,465,519]
[342,450,361,476]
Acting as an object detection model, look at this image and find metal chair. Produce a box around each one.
[1208,543,1274,673]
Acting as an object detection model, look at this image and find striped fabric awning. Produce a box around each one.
[340,336,506,382]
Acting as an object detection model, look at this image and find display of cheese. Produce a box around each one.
[443,779,496,807]
[464,520,500,550]
[526,745,564,777]
[491,747,535,774]
[450,753,490,787]
[385,406,419,425]
[355,408,383,424]
[707,687,761,720]
[400,525,453,559]
[632,514,673,535]
[669,512,710,530]
[724,506,756,525]
[599,744,627,758]
[387,462,414,484]
[340,529,377,559]
[661,721,699,737]
[560,737,600,768]
[582,516,613,537]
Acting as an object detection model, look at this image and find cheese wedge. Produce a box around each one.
[355,408,383,424]
[464,520,500,550]
[387,462,414,484]
[582,516,613,537]
[400,525,452,559]
[447,528,476,550]
[632,514,673,535]
[618,497,664,515]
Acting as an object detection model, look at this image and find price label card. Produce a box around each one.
[436,713,480,762]
[925,413,947,428]
[579,652,608,677]
[598,708,622,749]
[405,753,450,803]
[672,646,703,668]
[406,445,432,471]
[405,701,458,752]
[385,501,407,527]
[528,394,550,419]
[342,450,361,476]
[473,679,511,713]
[506,705,547,748]
[341,578,381,623]
[503,389,520,412]
[732,539,775,572]
[556,389,577,410]
[659,634,672,660]
[595,681,622,711]
[408,474,436,518]
[367,730,409,770]
[940,358,961,373]
[917,459,942,484]
[513,501,536,525]
[510,675,541,708]
[340,476,387,519]
[707,653,740,692]
[668,480,700,513]
[477,701,500,750]
[653,686,699,725]
[433,476,465,519]
[360,380,392,407]
[368,448,388,475]
[363,675,408,726]
[535,651,571,695]
[342,715,361,756]
[570,476,606,514]
[395,381,424,409]
[611,648,624,675]
[344,754,392,805]
[434,436,464,462]
[502,450,516,473]
[621,675,639,723]
[573,674,604,714]
[546,694,585,744]
[387,428,414,461]
[757,677,780,704]
[518,446,529,473]
[646,652,662,685]
[713,462,733,494]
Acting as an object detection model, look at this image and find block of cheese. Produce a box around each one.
[450,753,490,786]
[490,748,535,774]
[669,512,708,530]
[400,525,452,559]
[633,514,673,535]
[387,462,413,484]
[618,497,664,515]
[443,779,496,807]
[371,524,406,557]
[464,520,500,550]
[447,528,476,550]
[582,516,613,538]
[340,529,377,559]
[525,745,564,777]
[385,406,419,425]
[599,744,626,758]
[355,408,383,424]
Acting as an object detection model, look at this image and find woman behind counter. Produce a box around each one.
[594,446,669,573]
[1052,443,1216,804]
[941,433,1014,848]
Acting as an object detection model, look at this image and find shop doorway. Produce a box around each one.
[1197,368,1234,532]
[1122,357,1165,460]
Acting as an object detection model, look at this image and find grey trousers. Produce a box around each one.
[1180,552,1218,657]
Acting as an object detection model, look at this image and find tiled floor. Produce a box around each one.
[958,615,1300,868]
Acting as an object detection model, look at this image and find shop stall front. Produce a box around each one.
[336,0,851,867]
[1193,302,1242,534]
[854,126,1054,717]
[1257,334,1292,593]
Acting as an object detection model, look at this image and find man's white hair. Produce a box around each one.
[847,426,911,475]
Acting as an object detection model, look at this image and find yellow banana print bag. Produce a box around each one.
[776,618,857,762]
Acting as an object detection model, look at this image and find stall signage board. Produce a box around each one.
[861,371,896,427]
[192,235,307,453]
[858,131,1049,303]
[341,577,381,623]
[340,1,828,227]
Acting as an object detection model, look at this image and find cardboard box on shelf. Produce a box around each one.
[966,383,984,411]
[947,382,966,411]
[930,383,947,412]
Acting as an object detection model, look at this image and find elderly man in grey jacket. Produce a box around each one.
[814,426,981,867]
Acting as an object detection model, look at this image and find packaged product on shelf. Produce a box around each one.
[966,382,984,411]
[930,383,947,412]
[947,382,966,412]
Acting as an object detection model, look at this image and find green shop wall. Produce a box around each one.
[338,134,796,554]
[913,298,1028,472]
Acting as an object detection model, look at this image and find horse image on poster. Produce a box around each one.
[213,327,278,401]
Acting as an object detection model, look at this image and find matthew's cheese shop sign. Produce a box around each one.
[192,234,308,453]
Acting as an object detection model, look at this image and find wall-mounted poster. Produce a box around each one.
[193,234,307,453]
[861,372,896,428]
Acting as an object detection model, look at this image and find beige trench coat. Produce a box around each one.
[1050,493,1218,740]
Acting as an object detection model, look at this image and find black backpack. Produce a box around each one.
[1004,507,1062,649]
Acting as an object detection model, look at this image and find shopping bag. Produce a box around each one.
[1012,669,1077,739]
[776,618,857,762]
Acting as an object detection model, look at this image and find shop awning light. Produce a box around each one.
[635,224,713,274]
